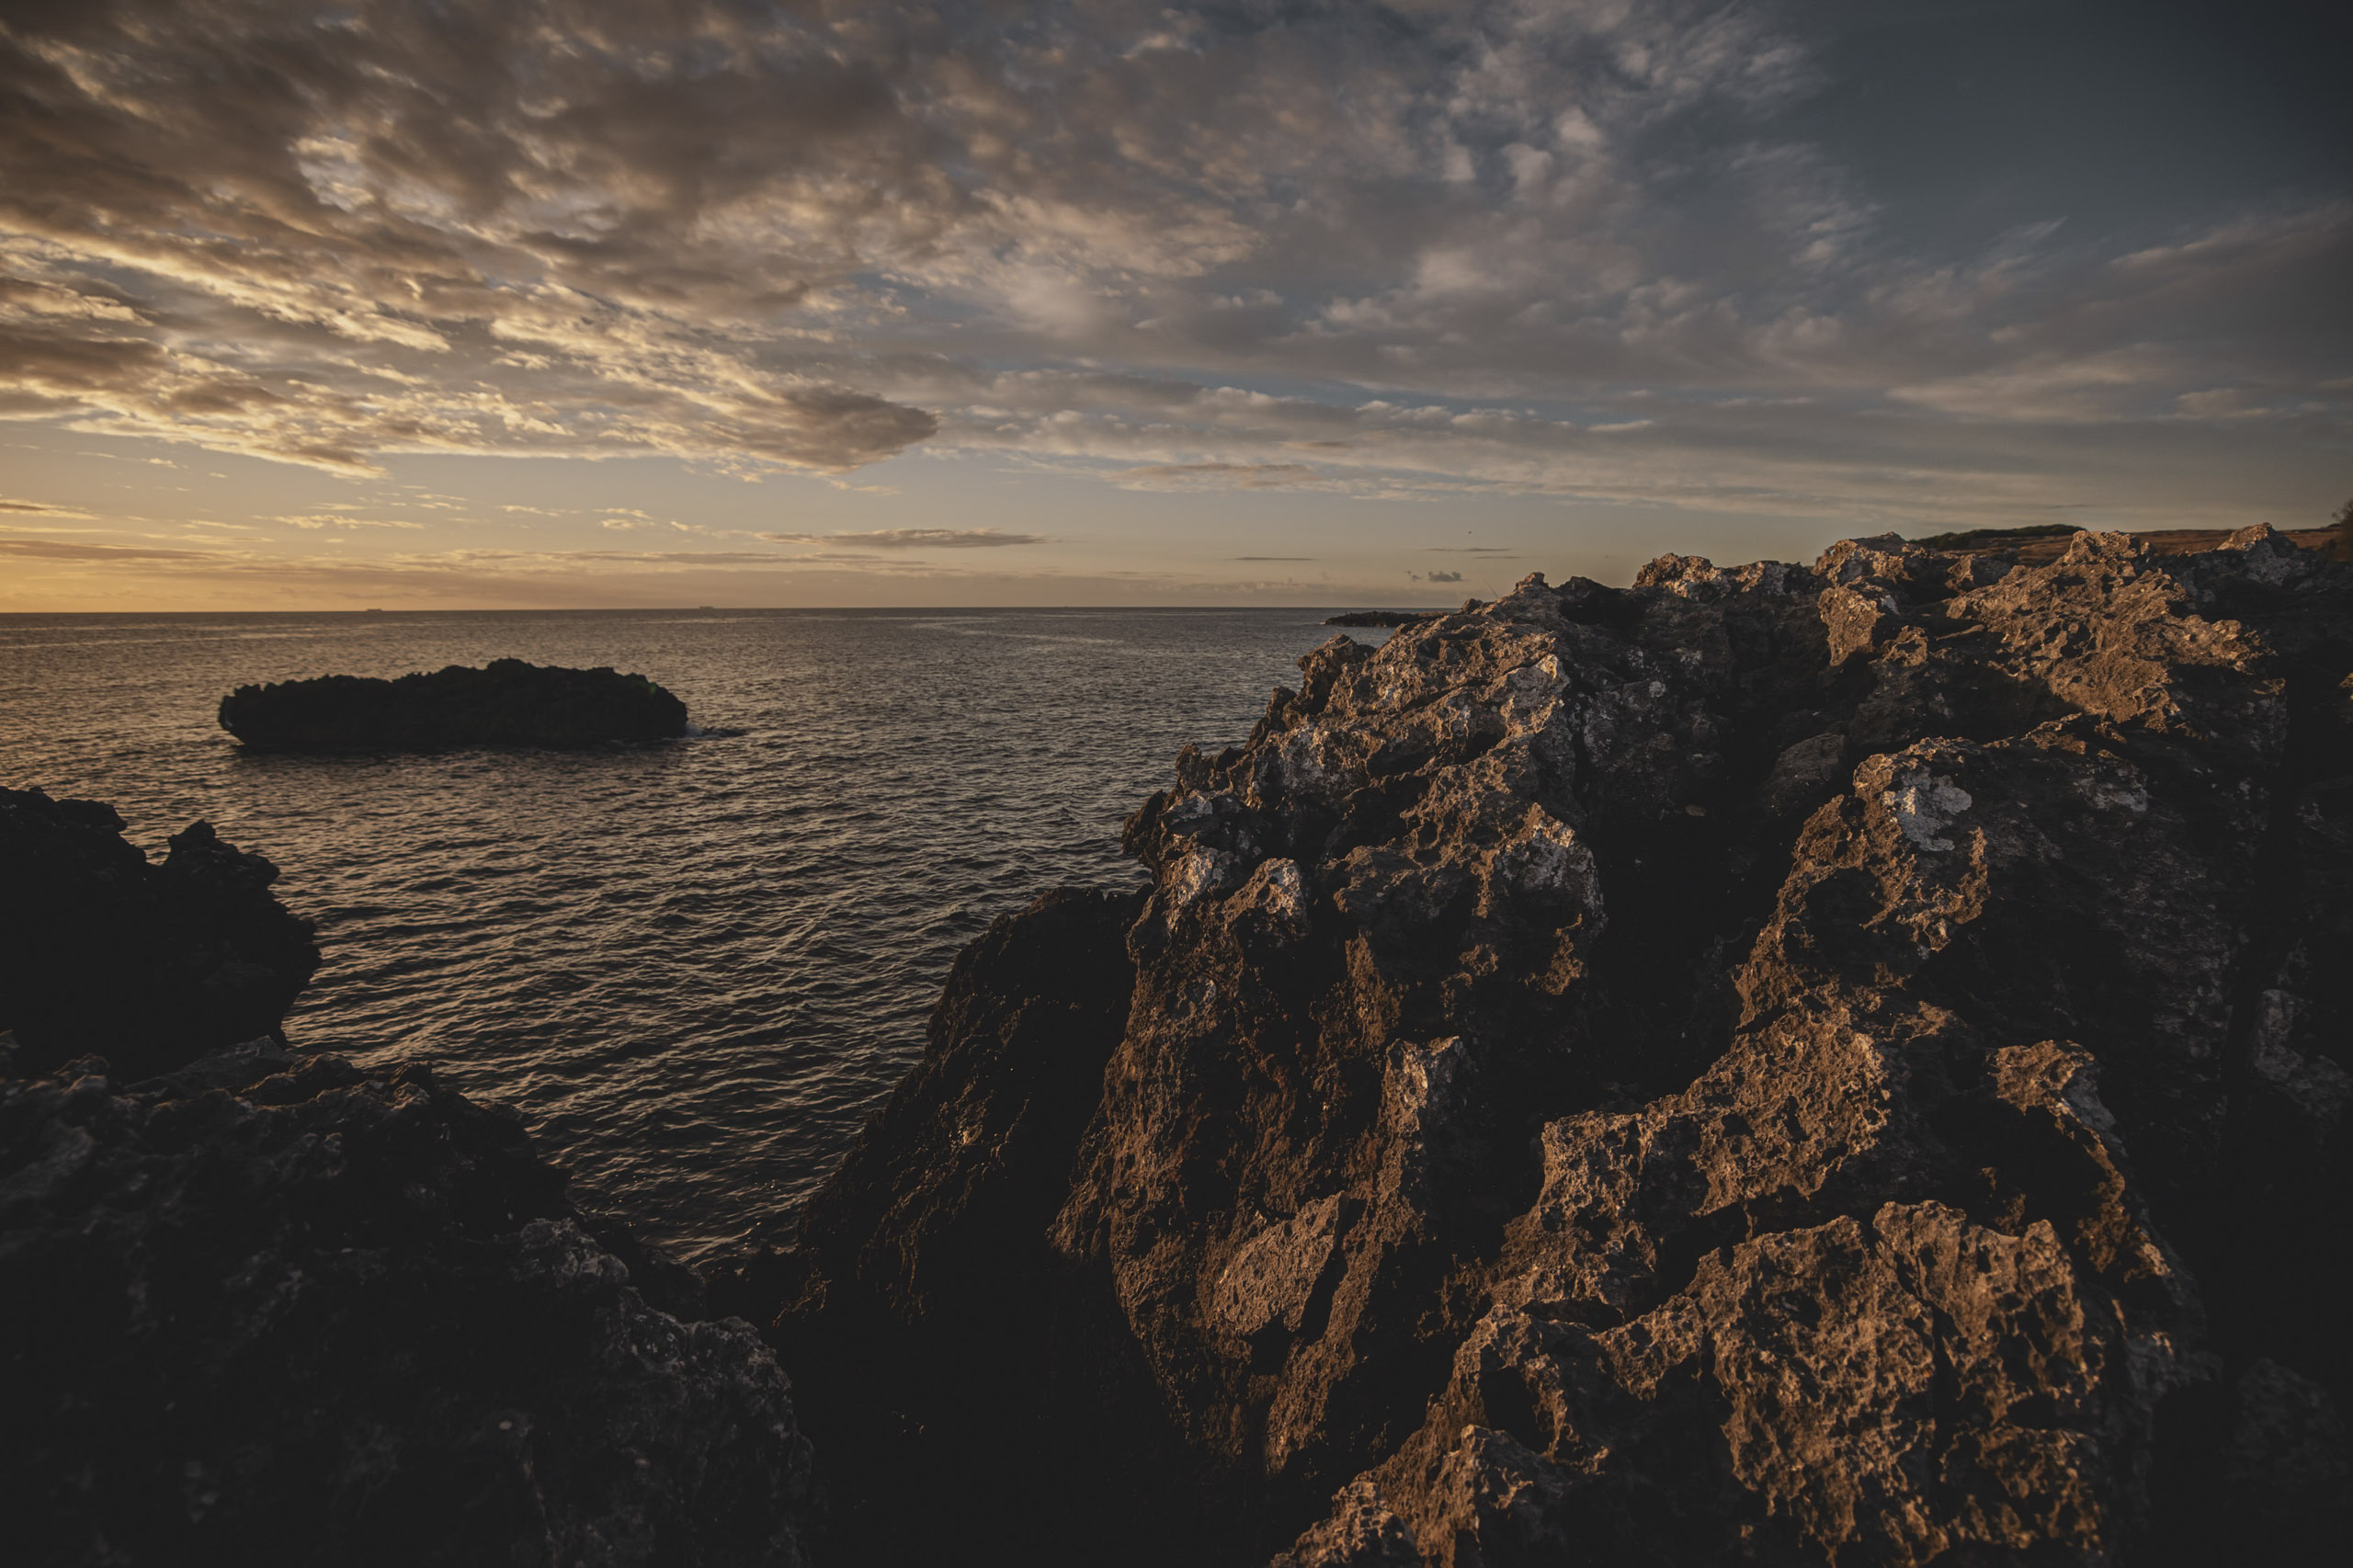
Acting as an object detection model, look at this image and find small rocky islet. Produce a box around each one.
[5,525,2350,1565]
[217,656,691,751]
[1323,610,1442,628]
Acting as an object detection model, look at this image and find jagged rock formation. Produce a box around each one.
[1,1045,811,1567]
[218,657,689,750]
[0,787,320,1081]
[767,526,2352,1565]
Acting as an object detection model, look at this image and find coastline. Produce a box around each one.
[6,528,2349,1564]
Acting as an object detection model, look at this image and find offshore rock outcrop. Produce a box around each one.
[1,1045,811,1567]
[1325,611,1445,628]
[219,657,689,750]
[769,527,2352,1565]
[0,787,320,1082]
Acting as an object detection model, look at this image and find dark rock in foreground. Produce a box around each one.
[218,658,689,751]
[0,1046,810,1567]
[731,886,1187,1564]
[0,788,319,1082]
[764,526,2352,1565]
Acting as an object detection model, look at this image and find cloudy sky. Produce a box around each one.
[3,0,2347,608]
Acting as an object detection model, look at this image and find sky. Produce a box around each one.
[2,0,2347,609]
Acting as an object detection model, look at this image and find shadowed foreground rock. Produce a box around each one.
[0,787,320,1082]
[0,1046,811,1567]
[219,657,689,750]
[766,527,2352,1565]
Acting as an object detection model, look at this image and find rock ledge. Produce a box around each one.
[767,527,2352,1566]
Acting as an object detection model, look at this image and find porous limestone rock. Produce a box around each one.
[770,527,2351,1565]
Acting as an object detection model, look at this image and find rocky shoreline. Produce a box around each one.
[6,526,2348,1563]
[0,787,320,1083]
[756,524,2352,1564]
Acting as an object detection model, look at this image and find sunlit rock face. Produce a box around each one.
[772,527,2352,1565]
[218,658,689,751]
[0,788,320,1081]
[1,1048,812,1568]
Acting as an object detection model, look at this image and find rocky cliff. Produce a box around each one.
[0,787,321,1082]
[767,527,2351,1566]
[218,657,690,750]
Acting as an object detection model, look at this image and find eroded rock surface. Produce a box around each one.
[0,787,321,1081]
[1,1047,811,1567]
[771,528,2352,1565]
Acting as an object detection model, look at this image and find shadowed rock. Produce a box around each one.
[218,657,689,751]
[0,787,320,1082]
[0,1049,811,1568]
[730,886,1191,1564]
[759,526,2352,1565]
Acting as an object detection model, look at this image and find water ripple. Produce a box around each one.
[0,607,1371,1258]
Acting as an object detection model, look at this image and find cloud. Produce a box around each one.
[1109,462,1324,491]
[1,1,948,474]
[1236,556,1314,562]
[756,528,1045,549]
[0,497,96,517]
[546,551,804,566]
[275,513,426,530]
[0,0,2345,540]
[0,537,210,562]
[1422,569,1464,583]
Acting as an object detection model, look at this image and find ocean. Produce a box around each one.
[0,607,1374,1259]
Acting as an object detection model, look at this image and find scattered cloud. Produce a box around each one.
[275,513,426,530]
[1422,569,1464,584]
[756,528,1046,550]
[0,537,210,562]
[0,497,97,518]
[2,0,2347,593]
[1109,462,1324,491]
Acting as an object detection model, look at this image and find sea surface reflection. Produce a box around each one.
[0,607,1370,1257]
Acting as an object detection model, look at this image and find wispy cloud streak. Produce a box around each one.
[0,0,2344,537]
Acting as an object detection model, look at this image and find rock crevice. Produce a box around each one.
[769,527,2352,1565]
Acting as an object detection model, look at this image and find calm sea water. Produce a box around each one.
[0,608,1371,1259]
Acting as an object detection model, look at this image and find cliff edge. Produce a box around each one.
[767,527,2352,1565]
